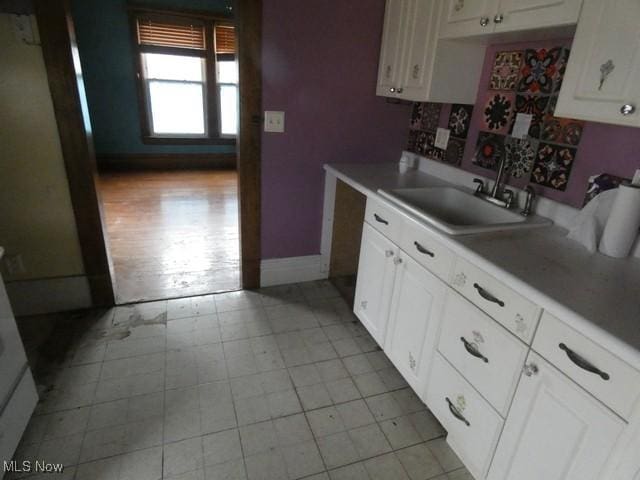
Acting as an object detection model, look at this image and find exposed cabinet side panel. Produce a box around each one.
[555,0,640,126]
[488,352,625,480]
[353,223,397,346]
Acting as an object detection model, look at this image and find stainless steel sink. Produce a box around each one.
[378,187,551,235]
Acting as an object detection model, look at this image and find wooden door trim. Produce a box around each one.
[235,0,262,288]
[33,0,261,304]
[34,0,115,306]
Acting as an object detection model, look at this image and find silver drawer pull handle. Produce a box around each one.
[559,343,610,381]
[446,397,470,426]
[473,283,505,307]
[620,104,636,116]
[460,337,488,363]
[414,241,435,258]
[373,213,389,225]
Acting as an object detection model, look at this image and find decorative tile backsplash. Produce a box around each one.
[405,40,640,208]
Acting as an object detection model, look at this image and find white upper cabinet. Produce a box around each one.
[376,0,410,97]
[440,0,500,38]
[376,0,485,103]
[353,223,398,346]
[384,253,446,397]
[555,0,640,127]
[439,0,582,38]
[488,352,625,480]
[493,0,583,33]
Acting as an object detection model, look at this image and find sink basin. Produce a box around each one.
[378,187,551,235]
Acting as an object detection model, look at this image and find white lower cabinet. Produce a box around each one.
[426,353,504,480]
[384,253,446,397]
[488,351,626,480]
[353,223,399,345]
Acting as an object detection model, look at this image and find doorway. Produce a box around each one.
[35,0,262,306]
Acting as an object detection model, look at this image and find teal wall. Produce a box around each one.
[71,0,235,156]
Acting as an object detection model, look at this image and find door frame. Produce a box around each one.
[33,0,262,305]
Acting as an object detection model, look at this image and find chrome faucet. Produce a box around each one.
[521,185,536,217]
[473,154,514,209]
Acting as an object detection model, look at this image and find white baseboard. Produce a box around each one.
[260,255,328,287]
[5,275,92,316]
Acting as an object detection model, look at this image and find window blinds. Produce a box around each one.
[137,18,206,50]
[214,25,236,55]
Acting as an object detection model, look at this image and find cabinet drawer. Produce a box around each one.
[364,196,403,245]
[426,353,504,479]
[533,312,640,420]
[451,257,541,343]
[399,216,455,281]
[438,290,528,416]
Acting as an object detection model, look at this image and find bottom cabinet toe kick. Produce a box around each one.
[331,182,640,480]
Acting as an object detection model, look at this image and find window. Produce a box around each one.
[132,12,238,143]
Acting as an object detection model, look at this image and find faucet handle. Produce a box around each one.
[473,178,485,195]
[522,185,536,217]
[503,189,515,208]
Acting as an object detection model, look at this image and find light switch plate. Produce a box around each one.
[435,128,450,150]
[264,111,285,133]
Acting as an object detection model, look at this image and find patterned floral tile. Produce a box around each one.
[513,94,550,138]
[505,137,539,179]
[421,103,443,132]
[473,132,505,171]
[448,104,474,139]
[482,92,515,134]
[541,116,585,146]
[517,47,567,94]
[410,103,424,130]
[531,143,577,191]
[490,51,523,91]
[444,138,465,166]
[583,173,628,206]
[407,130,428,155]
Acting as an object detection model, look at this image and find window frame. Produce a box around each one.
[128,7,237,146]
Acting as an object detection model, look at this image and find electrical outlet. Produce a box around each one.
[434,128,450,150]
[3,253,26,276]
[264,111,285,133]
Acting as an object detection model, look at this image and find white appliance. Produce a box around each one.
[0,247,38,475]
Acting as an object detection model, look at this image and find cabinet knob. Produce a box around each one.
[480,16,490,27]
[621,104,636,116]
[396,87,404,94]
[389,87,396,93]
[523,363,539,377]
[494,13,503,23]
[393,257,403,265]
[385,250,394,258]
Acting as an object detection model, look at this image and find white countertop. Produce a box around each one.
[325,162,640,370]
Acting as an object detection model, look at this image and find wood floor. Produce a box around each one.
[98,169,240,304]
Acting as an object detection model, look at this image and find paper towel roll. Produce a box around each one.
[599,183,640,258]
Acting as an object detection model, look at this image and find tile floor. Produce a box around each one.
[11,281,472,480]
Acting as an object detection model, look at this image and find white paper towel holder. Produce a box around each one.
[598,181,640,258]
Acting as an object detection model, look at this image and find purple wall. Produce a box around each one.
[261,0,411,259]
[441,40,640,207]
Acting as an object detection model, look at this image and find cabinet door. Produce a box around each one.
[353,223,397,346]
[376,0,410,97]
[488,352,625,480]
[439,0,499,39]
[396,0,439,101]
[555,0,640,126]
[493,0,582,33]
[384,253,446,396]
